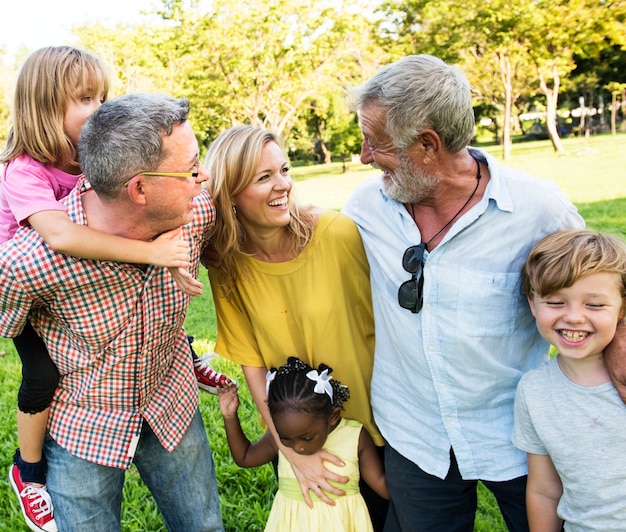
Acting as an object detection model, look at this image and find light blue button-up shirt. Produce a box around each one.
[343,149,584,481]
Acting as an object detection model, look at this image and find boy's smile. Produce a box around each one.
[529,272,624,366]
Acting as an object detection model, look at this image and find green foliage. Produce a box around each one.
[67,0,383,156]
[379,0,626,157]
[150,0,379,148]
[476,482,506,531]
[3,0,624,162]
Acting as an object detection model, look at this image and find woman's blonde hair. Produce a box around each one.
[522,229,626,301]
[205,125,316,294]
[0,46,109,167]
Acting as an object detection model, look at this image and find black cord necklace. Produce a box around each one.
[409,154,481,251]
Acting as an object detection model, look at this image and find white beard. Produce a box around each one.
[381,153,439,204]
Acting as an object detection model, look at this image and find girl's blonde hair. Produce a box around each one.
[0,46,109,167]
[205,125,316,294]
[522,229,626,300]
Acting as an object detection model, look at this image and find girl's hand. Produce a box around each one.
[168,267,204,296]
[218,382,240,419]
[285,448,348,508]
[149,228,191,268]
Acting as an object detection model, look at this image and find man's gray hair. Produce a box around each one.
[79,93,190,198]
[350,55,474,153]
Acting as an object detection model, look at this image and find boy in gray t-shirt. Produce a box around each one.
[513,229,626,531]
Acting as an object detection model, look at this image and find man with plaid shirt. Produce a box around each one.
[0,93,224,531]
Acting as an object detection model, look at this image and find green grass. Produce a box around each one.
[0,328,275,532]
[0,132,625,530]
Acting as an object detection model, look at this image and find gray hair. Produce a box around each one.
[350,55,474,153]
[78,93,190,198]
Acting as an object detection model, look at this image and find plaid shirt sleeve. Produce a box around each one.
[0,237,40,337]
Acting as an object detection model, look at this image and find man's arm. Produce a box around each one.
[604,321,626,403]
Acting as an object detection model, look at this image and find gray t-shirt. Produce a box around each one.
[513,356,626,531]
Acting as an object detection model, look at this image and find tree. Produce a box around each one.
[0,48,32,146]
[74,0,382,156]
[605,81,626,135]
[148,0,380,149]
[460,2,537,159]
[298,89,364,165]
[525,0,626,153]
[75,22,181,97]
[0,54,12,145]
[379,0,626,156]
[377,0,537,159]
[562,43,626,133]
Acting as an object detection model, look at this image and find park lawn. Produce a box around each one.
[0,133,624,530]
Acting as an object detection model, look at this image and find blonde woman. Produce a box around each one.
[205,126,387,530]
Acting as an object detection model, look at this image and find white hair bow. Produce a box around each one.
[306,369,333,401]
[265,370,276,396]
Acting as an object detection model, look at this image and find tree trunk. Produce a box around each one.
[498,53,513,161]
[612,92,618,136]
[314,133,332,164]
[320,141,331,164]
[538,64,565,154]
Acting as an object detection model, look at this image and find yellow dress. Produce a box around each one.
[264,418,374,532]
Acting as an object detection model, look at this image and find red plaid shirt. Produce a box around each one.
[0,178,215,469]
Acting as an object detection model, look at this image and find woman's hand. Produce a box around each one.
[282,446,348,508]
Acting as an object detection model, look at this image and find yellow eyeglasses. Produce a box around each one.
[123,171,199,187]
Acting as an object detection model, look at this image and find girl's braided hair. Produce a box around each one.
[267,356,350,419]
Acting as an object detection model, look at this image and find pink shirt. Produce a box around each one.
[0,154,79,243]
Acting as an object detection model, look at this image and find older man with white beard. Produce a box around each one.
[343,54,584,532]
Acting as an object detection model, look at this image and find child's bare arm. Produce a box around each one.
[357,428,390,500]
[526,453,563,532]
[29,210,189,265]
[218,383,278,468]
[29,210,203,295]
